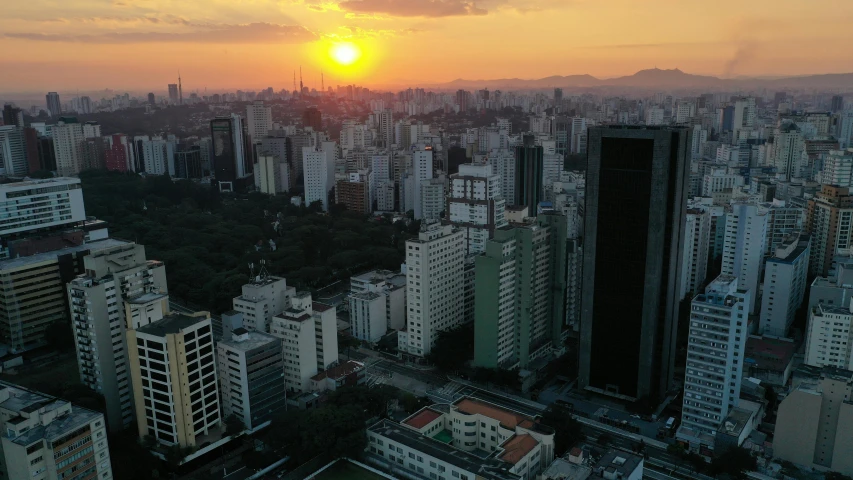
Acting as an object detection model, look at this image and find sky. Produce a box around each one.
[2,0,853,94]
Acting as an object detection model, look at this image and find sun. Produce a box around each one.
[330,43,361,66]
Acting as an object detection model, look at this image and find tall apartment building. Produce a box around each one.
[808,258,853,312]
[447,163,508,255]
[68,242,168,432]
[807,185,853,276]
[216,328,287,431]
[514,135,544,210]
[128,312,221,448]
[819,149,853,187]
[758,233,810,337]
[765,200,805,256]
[680,275,751,437]
[52,118,85,176]
[0,126,28,176]
[486,149,516,207]
[771,123,806,181]
[378,109,394,148]
[245,101,272,143]
[210,115,249,190]
[269,292,338,393]
[336,171,371,214]
[721,203,768,314]
[398,223,465,360]
[45,92,62,116]
[580,126,691,402]
[303,143,336,211]
[0,178,86,241]
[473,215,567,369]
[0,381,112,480]
[804,299,853,369]
[348,270,406,342]
[411,146,434,219]
[679,207,711,299]
[232,275,294,333]
[774,368,853,476]
[256,154,289,195]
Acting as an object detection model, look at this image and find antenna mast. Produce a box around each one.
[321,71,325,94]
[299,66,304,94]
[178,71,183,105]
[293,71,296,94]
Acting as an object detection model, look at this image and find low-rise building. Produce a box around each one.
[744,335,797,387]
[0,381,113,480]
[592,449,643,480]
[310,360,366,393]
[366,396,555,480]
[217,328,286,431]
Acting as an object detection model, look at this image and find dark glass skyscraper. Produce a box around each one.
[514,134,544,209]
[210,117,237,183]
[579,125,691,403]
[302,106,322,131]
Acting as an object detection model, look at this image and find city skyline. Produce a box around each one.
[3,0,853,93]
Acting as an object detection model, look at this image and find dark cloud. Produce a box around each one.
[4,23,317,44]
[337,0,487,17]
[333,25,423,38]
[36,15,190,26]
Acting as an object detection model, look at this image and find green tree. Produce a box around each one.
[709,447,756,479]
[427,324,474,372]
[44,321,75,353]
[826,473,853,480]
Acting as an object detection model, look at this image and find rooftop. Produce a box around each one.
[369,419,522,480]
[0,381,102,447]
[498,434,538,465]
[717,407,753,437]
[594,449,642,478]
[218,329,279,352]
[540,457,592,480]
[137,312,209,337]
[403,407,443,429]
[127,292,168,305]
[0,177,80,192]
[454,398,533,430]
[314,302,334,312]
[744,336,797,372]
[0,238,129,270]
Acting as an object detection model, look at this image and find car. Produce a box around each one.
[630,414,641,419]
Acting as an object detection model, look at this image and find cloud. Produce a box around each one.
[329,25,422,38]
[337,0,487,17]
[4,22,317,44]
[34,15,191,26]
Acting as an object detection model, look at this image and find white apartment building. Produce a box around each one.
[367,397,555,480]
[486,149,515,207]
[303,144,335,211]
[256,154,289,194]
[216,328,287,431]
[759,233,810,337]
[679,208,711,299]
[376,182,395,212]
[421,177,445,222]
[701,172,744,197]
[0,178,85,237]
[691,125,708,160]
[349,292,386,343]
[722,203,768,314]
[68,242,168,432]
[681,275,751,437]
[805,303,853,370]
[246,101,272,142]
[772,124,806,181]
[0,126,27,176]
[645,107,665,126]
[141,138,168,175]
[542,153,562,187]
[399,223,465,359]
[232,275,294,332]
[820,149,853,187]
[447,163,508,255]
[0,382,112,480]
[52,119,85,176]
[269,292,338,392]
[412,146,434,219]
[675,102,696,123]
[379,110,394,148]
[764,200,804,256]
[128,312,220,448]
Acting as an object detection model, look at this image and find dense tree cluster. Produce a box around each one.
[80,170,417,312]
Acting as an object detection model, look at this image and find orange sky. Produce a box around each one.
[2,0,853,94]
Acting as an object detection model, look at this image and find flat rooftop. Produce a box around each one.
[403,407,443,429]
[0,177,80,192]
[127,292,168,305]
[454,398,533,430]
[218,330,279,352]
[744,336,796,372]
[0,381,102,446]
[595,449,642,478]
[369,419,522,480]
[0,238,128,270]
[137,312,208,337]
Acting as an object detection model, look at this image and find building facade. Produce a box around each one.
[447,163,508,255]
[758,233,810,337]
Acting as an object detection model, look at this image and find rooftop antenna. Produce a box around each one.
[248,262,255,280]
[257,259,270,282]
[178,71,183,105]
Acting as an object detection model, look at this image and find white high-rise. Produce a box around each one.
[379,109,394,148]
[399,223,465,359]
[420,177,445,222]
[721,203,768,314]
[486,149,515,207]
[679,207,711,299]
[246,101,272,142]
[412,146,434,219]
[447,163,508,255]
[52,119,84,176]
[681,275,751,437]
[232,275,294,332]
[68,242,168,432]
[759,233,810,337]
[303,143,336,211]
[820,149,853,187]
[772,124,806,181]
[805,302,853,370]
[0,126,27,176]
[141,137,168,175]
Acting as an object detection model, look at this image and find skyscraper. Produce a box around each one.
[52,117,85,176]
[447,163,507,255]
[45,92,61,117]
[721,203,768,314]
[514,134,544,209]
[579,125,691,402]
[302,106,322,131]
[832,95,844,113]
[147,92,155,105]
[2,104,23,127]
[167,84,179,104]
[210,115,248,190]
[379,109,394,148]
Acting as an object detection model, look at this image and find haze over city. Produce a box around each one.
[3,0,853,93]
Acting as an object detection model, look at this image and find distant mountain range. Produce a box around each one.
[432,68,853,90]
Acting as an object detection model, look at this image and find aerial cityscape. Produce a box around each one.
[2,1,853,480]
